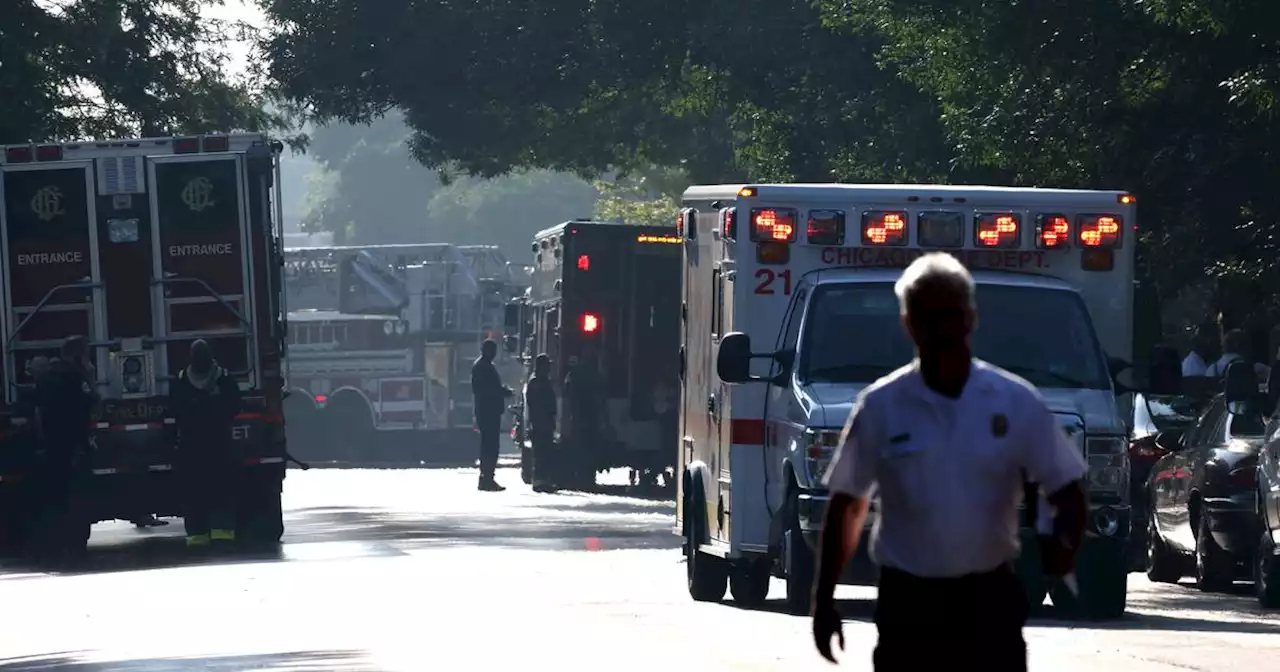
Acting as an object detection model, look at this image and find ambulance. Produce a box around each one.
[676,183,1137,619]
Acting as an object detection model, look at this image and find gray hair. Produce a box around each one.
[893,252,975,314]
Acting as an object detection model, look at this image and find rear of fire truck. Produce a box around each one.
[0,134,288,553]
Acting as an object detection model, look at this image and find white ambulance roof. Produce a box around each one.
[683,183,1130,208]
[808,267,1079,292]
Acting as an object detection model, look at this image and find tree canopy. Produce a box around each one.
[259,0,1280,310]
[1,0,274,143]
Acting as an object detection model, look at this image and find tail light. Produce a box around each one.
[1128,435,1166,460]
[581,313,600,333]
[719,207,737,240]
[576,254,590,271]
[1229,465,1257,489]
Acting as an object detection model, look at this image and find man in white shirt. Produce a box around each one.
[1203,328,1270,380]
[810,253,1088,671]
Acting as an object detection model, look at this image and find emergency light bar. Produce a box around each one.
[1078,214,1121,248]
[4,145,63,163]
[918,211,964,248]
[975,213,1020,248]
[749,208,797,243]
[1036,214,1070,249]
[861,211,906,246]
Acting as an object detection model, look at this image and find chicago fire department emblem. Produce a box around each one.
[180,177,215,212]
[30,185,65,222]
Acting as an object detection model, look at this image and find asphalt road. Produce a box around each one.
[0,466,1276,671]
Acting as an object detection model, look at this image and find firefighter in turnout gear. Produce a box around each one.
[173,340,243,547]
[525,354,557,492]
[33,337,96,561]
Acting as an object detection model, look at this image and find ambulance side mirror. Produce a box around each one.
[717,332,755,383]
[503,303,521,330]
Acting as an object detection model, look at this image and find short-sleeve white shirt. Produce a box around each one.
[822,360,1087,578]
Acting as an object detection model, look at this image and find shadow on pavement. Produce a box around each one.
[283,504,681,551]
[0,650,376,671]
[0,537,286,578]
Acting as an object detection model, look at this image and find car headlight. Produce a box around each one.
[1085,436,1128,498]
[803,428,842,483]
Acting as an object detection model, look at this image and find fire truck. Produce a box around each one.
[0,133,289,553]
[282,242,523,463]
[505,220,682,488]
[678,184,1137,619]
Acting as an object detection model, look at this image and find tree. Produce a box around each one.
[1,0,275,143]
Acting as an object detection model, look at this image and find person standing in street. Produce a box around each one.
[525,354,558,492]
[471,339,513,491]
[811,253,1088,671]
[34,337,97,563]
[562,348,603,488]
[172,340,243,548]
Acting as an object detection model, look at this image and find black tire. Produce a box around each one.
[1049,540,1128,621]
[238,480,284,547]
[784,492,815,616]
[1256,529,1280,609]
[685,489,727,602]
[1146,514,1183,583]
[729,560,771,607]
[1195,514,1233,592]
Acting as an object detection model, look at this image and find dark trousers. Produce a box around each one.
[183,465,236,538]
[36,457,82,555]
[874,564,1027,671]
[529,428,554,483]
[476,416,500,480]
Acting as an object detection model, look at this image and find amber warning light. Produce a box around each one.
[1036,214,1070,249]
[1079,215,1121,248]
[636,234,681,244]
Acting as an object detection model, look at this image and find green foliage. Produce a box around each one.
[592,180,678,228]
[1,0,276,143]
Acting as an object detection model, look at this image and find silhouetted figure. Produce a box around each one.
[34,337,96,562]
[525,354,557,492]
[172,340,243,547]
[471,339,513,491]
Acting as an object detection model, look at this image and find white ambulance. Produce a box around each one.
[676,183,1137,619]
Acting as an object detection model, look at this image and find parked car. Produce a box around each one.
[1254,408,1280,607]
[1128,392,1199,570]
[1145,364,1268,591]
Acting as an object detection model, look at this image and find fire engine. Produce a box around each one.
[0,133,288,553]
[282,242,523,463]
[678,184,1137,620]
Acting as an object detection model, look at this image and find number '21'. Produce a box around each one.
[753,268,792,295]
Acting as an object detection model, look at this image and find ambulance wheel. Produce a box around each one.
[729,559,771,607]
[684,491,727,602]
[784,493,815,615]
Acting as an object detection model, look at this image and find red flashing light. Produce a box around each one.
[1078,215,1121,248]
[4,146,33,163]
[174,137,200,154]
[807,210,845,245]
[861,211,907,246]
[576,254,590,271]
[35,145,62,161]
[720,207,737,240]
[581,313,601,333]
[975,213,1020,248]
[313,394,327,404]
[1036,214,1070,249]
[749,208,797,243]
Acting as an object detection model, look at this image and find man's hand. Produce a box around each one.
[812,599,844,664]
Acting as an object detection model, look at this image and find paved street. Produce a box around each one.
[0,466,1276,671]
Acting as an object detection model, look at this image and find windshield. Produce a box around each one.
[799,281,1111,389]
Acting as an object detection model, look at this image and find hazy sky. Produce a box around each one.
[203,0,263,75]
